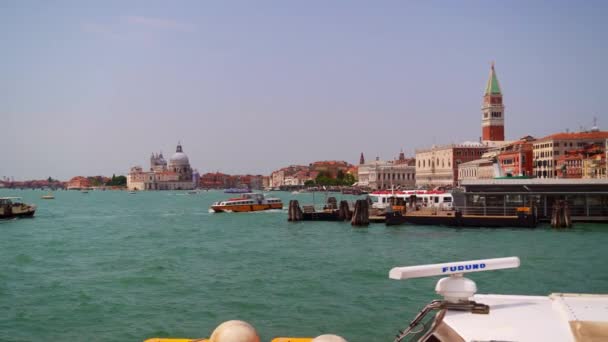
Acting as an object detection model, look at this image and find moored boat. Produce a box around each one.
[370,189,453,210]
[0,197,36,219]
[211,193,283,213]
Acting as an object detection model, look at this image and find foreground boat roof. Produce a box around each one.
[441,293,608,342]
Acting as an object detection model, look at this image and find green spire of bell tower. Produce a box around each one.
[484,62,502,95]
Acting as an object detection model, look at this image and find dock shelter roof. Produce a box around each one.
[461,178,608,193]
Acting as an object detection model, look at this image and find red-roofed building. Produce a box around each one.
[496,137,535,177]
[67,176,91,190]
[200,172,232,189]
[309,160,352,178]
[270,165,309,188]
[556,151,584,178]
[555,143,605,179]
[533,130,608,178]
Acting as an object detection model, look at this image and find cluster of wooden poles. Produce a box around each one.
[287,199,370,226]
[551,200,572,228]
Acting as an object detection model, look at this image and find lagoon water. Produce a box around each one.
[1,189,607,341]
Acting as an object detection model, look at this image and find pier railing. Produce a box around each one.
[453,206,528,217]
[454,192,608,221]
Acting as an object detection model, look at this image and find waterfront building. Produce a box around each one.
[127,142,195,191]
[495,137,535,177]
[200,172,232,189]
[587,154,608,178]
[482,63,505,142]
[67,176,91,190]
[458,158,495,183]
[555,143,606,179]
[269,165,309,188]
[308,160,352,178]
[233,174,265,190]
[357,153,415,190]
[532,130,608,178]
[555,150,583,178]
[415,143,488,187]
[262,176,270,189]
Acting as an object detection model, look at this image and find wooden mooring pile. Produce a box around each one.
[551,200,572,228]
[350,199,369,226]
[287,200,303,221]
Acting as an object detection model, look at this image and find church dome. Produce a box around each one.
[169,143,190,166]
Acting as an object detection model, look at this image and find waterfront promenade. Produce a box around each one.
[1,189,607,341]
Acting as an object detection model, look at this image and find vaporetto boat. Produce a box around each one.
[370,190,454,210]
[145,256,607,341]
[210,193,283,213]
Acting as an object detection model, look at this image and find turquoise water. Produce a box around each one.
[1,189,607,342]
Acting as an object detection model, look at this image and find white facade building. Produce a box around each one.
[127,143,196,191]
[357,158,415,190]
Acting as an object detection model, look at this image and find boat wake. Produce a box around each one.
[251,209,285,214]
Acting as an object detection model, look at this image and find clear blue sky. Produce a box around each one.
[2,1,606,180]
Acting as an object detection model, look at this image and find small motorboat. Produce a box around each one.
[0,197,36,218]
[41,193,55,199]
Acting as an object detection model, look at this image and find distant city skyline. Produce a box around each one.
[2,1,607,180]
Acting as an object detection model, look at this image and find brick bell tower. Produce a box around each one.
[481,62,505,141]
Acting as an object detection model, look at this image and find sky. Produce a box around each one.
[2,1,607,180]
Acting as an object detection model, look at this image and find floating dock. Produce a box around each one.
[460,178,608,223]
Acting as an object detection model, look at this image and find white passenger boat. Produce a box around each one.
[369,190,453,210]
[0,197,36,219]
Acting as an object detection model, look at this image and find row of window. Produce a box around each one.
[534,160,554,168]
[226,201,255,205]
[455,150,484,157]
[535,141,590,149]
[419,159,452,168]
[379,173,414,180]
[482,111,503,119]
[535,170,558,178]
[535,150,560,158]
[500,156,526,165]
[461,169,479,178]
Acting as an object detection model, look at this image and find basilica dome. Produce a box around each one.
[169,143,190,167]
